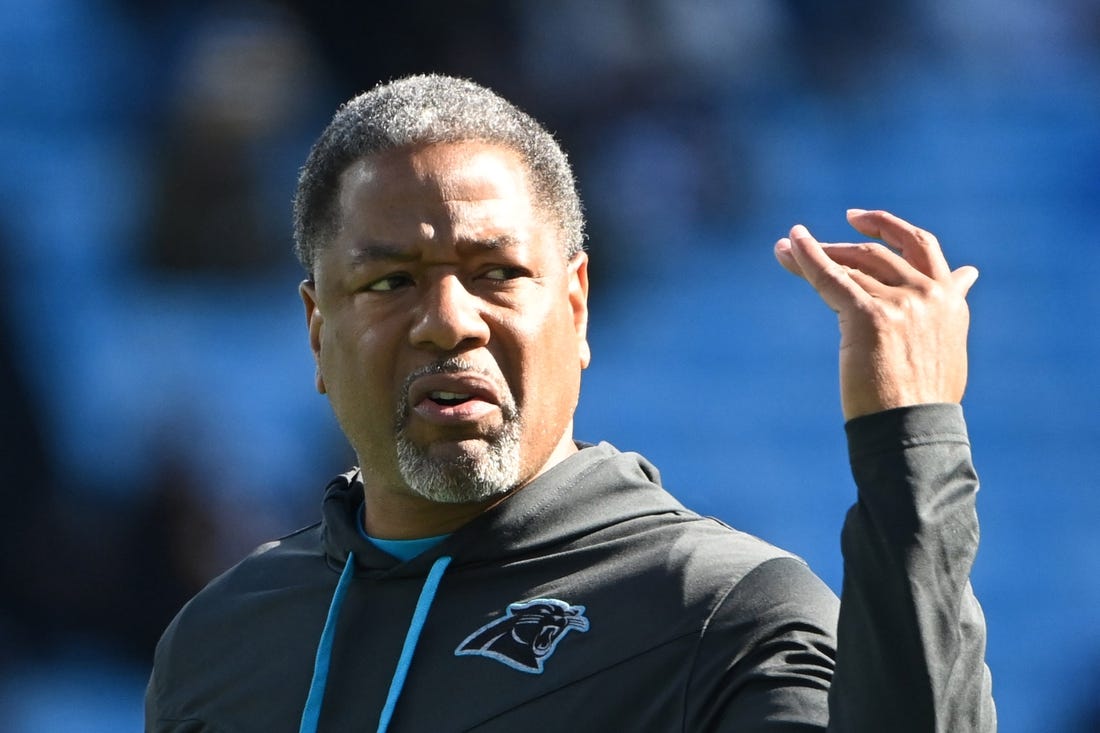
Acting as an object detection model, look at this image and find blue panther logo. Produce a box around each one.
[455,598,590,673]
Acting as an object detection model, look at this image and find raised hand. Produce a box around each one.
[774,209,979,421]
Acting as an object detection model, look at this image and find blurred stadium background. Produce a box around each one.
[1,1,1097,730]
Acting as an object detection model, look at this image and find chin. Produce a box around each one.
[396,431,522,505]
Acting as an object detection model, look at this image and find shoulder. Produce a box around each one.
[160,521,329,643]
[675,515,837,626]
[577,502,837,637]
[677,546,839,728]
[148,523,333,723]
[180,522,327,618]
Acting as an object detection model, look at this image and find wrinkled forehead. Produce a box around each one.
[331,141,554,245]
[341,141,530,203]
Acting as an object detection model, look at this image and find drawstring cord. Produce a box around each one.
[299,552,357,733]
[298,552,453,733]
[377,555,452,732]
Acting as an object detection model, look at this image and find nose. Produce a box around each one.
[409,274,491,352]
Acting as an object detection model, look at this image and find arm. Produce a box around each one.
[774,210,995,731]
[831,403,995,731]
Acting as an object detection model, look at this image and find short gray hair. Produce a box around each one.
[292,74,585,277]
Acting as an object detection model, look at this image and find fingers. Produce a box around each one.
[784,225,871,313]
[776,232,915,289]
[780,210,974,296]
[773,237,804,278]
[775,210,977,420]
[813,242,914,286]
[846,209,952,281]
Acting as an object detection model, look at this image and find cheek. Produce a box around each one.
[318,320,353,383]
[319,318,393,416]
[511,306,583,412]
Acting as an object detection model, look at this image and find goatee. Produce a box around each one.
[394,359,522,504]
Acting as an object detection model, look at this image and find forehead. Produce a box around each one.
[333,142,540,242]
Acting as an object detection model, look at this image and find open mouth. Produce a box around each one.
[406,368,507,426]
[412,386,499,425]
[429,390,473,407]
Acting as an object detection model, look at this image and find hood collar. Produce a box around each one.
[320,442,684,577]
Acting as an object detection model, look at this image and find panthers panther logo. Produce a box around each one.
[454,598,590,673]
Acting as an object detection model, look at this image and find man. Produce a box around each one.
[146,75,995,731]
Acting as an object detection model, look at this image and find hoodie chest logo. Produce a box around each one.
[454,598,590,674]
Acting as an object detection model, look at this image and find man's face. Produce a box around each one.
[301,142,590,505]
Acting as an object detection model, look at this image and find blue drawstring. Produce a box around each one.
[298,552,453,733]
[377,555,452,733]
[299,552,357,733]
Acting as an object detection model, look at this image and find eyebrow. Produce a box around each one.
[345,235,521,265]
[461,234,521,252]
[346,242,417,265]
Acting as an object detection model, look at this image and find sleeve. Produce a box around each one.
[685,556,840,732]
[144,621,172,732]
[144,614,223,733]
[828,403,996,732]
[146,668,209,733]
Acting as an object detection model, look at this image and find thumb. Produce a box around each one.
[951,265,979,295]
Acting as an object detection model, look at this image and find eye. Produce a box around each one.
[364,273,413,292]
[482,266,526,282]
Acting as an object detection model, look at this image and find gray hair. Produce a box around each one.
[292,74,585,277]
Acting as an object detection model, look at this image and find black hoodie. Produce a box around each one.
[146,403,995,732]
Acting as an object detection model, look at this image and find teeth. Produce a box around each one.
[430,390,471,401]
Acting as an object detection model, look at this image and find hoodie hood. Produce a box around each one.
[319,442,686,577]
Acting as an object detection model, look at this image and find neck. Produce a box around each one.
[360,484,512,540]
[360,434,580,539]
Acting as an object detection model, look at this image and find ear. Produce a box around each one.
[568,252,591,369]
[299,280,327,394]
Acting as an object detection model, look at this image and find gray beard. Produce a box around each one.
[394,360,522,504]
